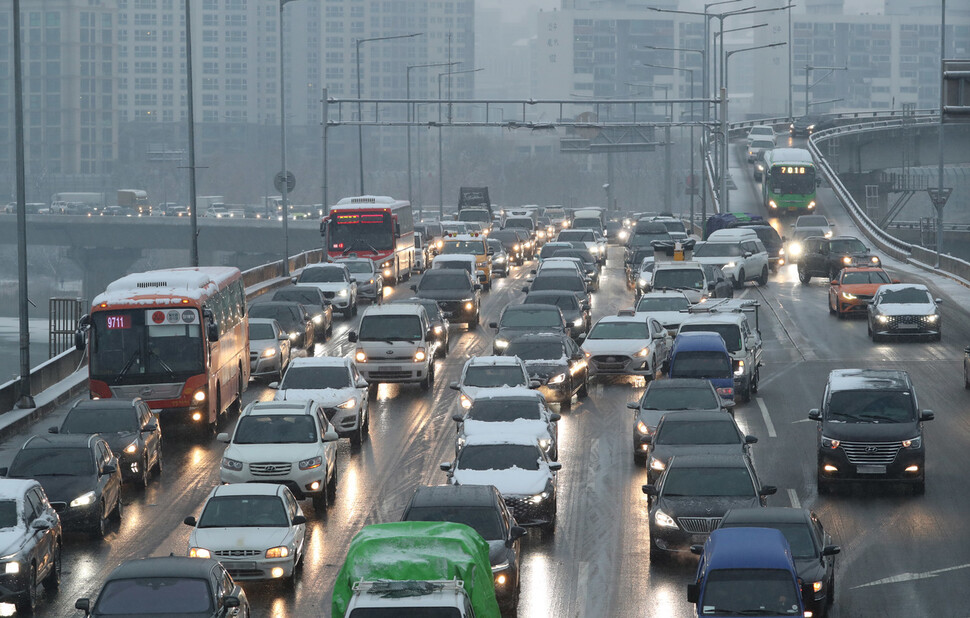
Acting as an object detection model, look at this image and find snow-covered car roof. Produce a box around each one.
[286,356,352,368]
[460,432,543,447]
[464,356,527,368]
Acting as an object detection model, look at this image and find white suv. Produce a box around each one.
[349,304,437,390]
[692,229,770,289]
[218,401,340,511]
[295,263,358,318]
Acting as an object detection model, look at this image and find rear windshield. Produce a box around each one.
[679,324,742,353]
[640,386,719,410]
[463,366,527,388]
[280,365,351,389]
[457,444,541,471]
[701,569,800,616]
[94,578,213,614]
[297,267,346,283]
[670,351,731,378]
[404,505,503,541]
[656,420,740,445]
[419,273,471,291]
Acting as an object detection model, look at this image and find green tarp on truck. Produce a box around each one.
[331,521,501,618]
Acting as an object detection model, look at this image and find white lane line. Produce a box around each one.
[787,488,800,509]
[852,563,970,589]
[756,397,777,438]
[576,561,589,615]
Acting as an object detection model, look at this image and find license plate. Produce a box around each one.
[378,365,404,372]
[897,323,919,329]
[229,561,256,571]
[857,465,887,474]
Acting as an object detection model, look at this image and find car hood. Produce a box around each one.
[251,339,278,353]
[191,526,292,551]
[523,361,569,381]
[581,338,651,356]
[225,443,323,462]
[821,420,920,441]
[874,303,936,316]
[637,407,723,431]
[417,289,474,301]
[452,468,549,497]
[462,419,551,442]
[838,283,884,296]
[636,311,686,328]
[297,282,350,293]
[102,431,141,455]
[650,444,745,463]
[488,540,511,568]
[794,556,827,588]
[497,326,565,339]
[276,387,361,407]
[27,475,97,503]
[0,529,27,557]
[461,385,528,402]
[690,255,738,268]
[658,495,762,518]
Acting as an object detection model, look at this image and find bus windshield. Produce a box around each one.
[90,309,204,384]
[768,165,816,194]
[329,212,393,252]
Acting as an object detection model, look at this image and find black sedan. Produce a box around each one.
[790,114,826,137]
[489,304,568,354]
[720,507,840,616]
[51,398,162,488]
[641,454,776,562]
[401,484,527,612]
[490,229,527,265]
[523,290,590,338]
[0,479,62,614]
[503,333,589,409]
[75,556,250,617]
[270,286,334,340]
[2,434,123,538]
[388,297,450,357]
[642,410,757,484]
[248,301,315,350]
[522,273,591,309]
[411,269,482,327]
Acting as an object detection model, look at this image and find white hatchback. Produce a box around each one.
[449,356,534,410]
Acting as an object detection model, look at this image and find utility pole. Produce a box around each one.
[321,88,328,215]
[936,0,947,267]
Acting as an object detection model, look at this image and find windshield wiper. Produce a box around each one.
[342,238,378,255]
[857,414,903,423]
[702,609,782,616]
[114,350,142,383]
[147,349,177,380]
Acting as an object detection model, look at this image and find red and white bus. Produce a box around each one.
[77,267,249,434]
[322,196,415,283]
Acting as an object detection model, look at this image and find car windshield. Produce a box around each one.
[826,390,914,423]
[558,231,595,242]
[653,269,705,290]
[749,127,774,137]
[419,273,471,291]
[572,218,601,230]
[751,140,774,149]
[0,501,17,529]
[280,366,351,389]
[405,506,503,541]
[693,243,741,258]
[233,414,318,444]
[197,495,289,528]
[505,341,565,361]
[61,408,139,434]
[501,309,561,328]
[359,315,424,341]
[442,240,486,254]
[249,323,277,340]
[720,523,817,559]
[530,276,584,293]
[298,267,346,283]
[658,220,686,234]
[338,261,372,275]
[679,324,742,353]
[700,569,801,616]
[656,420,740,445]
[468,399,542,422]
[10,448,94,476]
[879,288,932,305]
[828,238,866,254]
[588,322,648,339]
[463,366,527,388]
[504,219,532,229]
[524,295,579,311]
[457,444,541,471]
[637,296,690,313]
[249,305,300,330]
[552,250,594,265]
[669,351,731,378]
[641,386,719,410]
[797,216,828,227]
[539,244,571,259]
[662,465,754,497]
[629,233,670,247]
[94,577,213,614]
[842,271,891,285]
[273,289,322,305]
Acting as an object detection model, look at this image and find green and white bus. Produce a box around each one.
[761,148,818,215]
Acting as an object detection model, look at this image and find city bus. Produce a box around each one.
[322,195,415,284]
[77,267,249,434]
[761,148,818,215]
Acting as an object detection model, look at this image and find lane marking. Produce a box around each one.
[787,488,800,509]
[756,396,777,438]
[576,561,589,616]
[852,563,970,589]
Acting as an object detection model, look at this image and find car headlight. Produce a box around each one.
[733,359,745,376]
[124,441,138,454]
[619,230,629,240]
[638,278,647,287]
[925,314,939,322]
[841,291,857,300]
[636,347,651,358]
[756,163,765,171]
[529,491,550,504]
[649,458,666,472]
[222,457,244,471]
[464,301,475,311]
[902,436,922,449]
[824,231,832,238]
[789,243,802,256]
[876,315,889,323]
[842,256,852,265]
[573,318,584,328]
[636,420,649,435]
[548,373,566,385]
[807,124,815,131]
[265,546,290,559]
[538,439,552,452]
[337,289,349,298]
[494,338,509,349]
[189,548,211,559]
[384,269,392,277]
[413,348,427,362]
[654,509,678,529]
[870,256,881,265]
[338,398,357,409]
[299,456,322,470]
[312,314,323,324]
[513,244,520,251]
[261,347,277,358]
[460,394,472,409]
[768,199,778,209]
[820,436,840,449]
[778,247,785,256]
[355,349,367,362]
[813,580,824,594]
[3,562,19,575]
[70,491,96,508]
[193,389,206,402]
[722,262,736,269]
[433,325,443,334]
[808,201,816,209]
[289,332,299,340]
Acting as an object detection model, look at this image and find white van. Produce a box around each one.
[348,305,437,389]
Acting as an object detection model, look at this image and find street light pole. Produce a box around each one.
[12,0,33,408]
[936,0,946,267]
[437,67,483,220]
[184,0,200,267]
[407,61,459,219]
[355,32,423,195]
[278,0,297,276]
[804,65,848,115]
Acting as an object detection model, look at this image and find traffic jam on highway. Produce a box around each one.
[0,155,961,618]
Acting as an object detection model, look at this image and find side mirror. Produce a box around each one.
[707,282,717,292]
[626,402,639,409]
[142,423,158,433]
[30,518,51,531]
[530,269,537,274]
[488,322,499,329]
[292,515,307,526]
[474,284,482,291]
[216,432,231,443]
[721,400,736,409]
[651,332,664,340]
[356,379,368,388]
[323,430,339,442]
[935,298,943,304]
[548,462,562,472]
[582,302,591,312]
[891,279,901,284]
[577,333,586,341]
[529,380,541,389]
[743,251,752,258]
[101,463,117,476]
[267,381,279,389]
[640,435,653,445]
[75,599,91,613]
[278,334,288,341]
[223,596,241,609]
[689,545,704,556]
[549,413,562,422]
[183,516,198,527]
[509,526,528,544]
[641,485,659,496]
[410,284,417,291]
[452,413,464,422]
[74,330,86,351]
[521,286,530,293]
[921,410,935,422]
[449,381,460,391]
[687,583,700,604]
[808,408,821,421]
[830,280,838,286]
[745,435,758,444]
[439,461,453,472]
[759,485,778,496]
[821,544,841,556]
[347,331,358,343]
[48,426,59,434]
[290,276,298,284]
[0,467,7,477]
[207,322,220,342]
[661,360,670,374]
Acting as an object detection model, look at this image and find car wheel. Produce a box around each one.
[15,565,36,614]
[827,574,835,606]
[577,375,589,398]
[342,306,353,319]
[352,300,359,316]
[817,474,833,496]
[154,445,163,476]
[828,296,836,315]
[92,501,108,539]
[649,542,667,565]
[311,490,328,511]
[326,465,338,502]
[350,421,363,450]
[42,544,60,592]
[111,492,123,522]
[560,396,572,410]
[141,454,151,489]
[751,368,760,394]
[829,267,840,281]
[933,332,942,342]
[420,364,434,390]
[758,265,769,286]
[326,322,333,337]
[798,266,811,284]
[964,364,970,389]
[733,269,745,290]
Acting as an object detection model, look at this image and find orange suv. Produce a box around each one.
[828,266,896,318]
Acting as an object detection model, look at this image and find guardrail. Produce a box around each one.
[727,109,937,137]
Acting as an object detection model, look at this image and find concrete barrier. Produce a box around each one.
[0,348,86,415]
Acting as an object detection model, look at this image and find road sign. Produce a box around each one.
[927,187,952,208]
[274,171,296,193]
